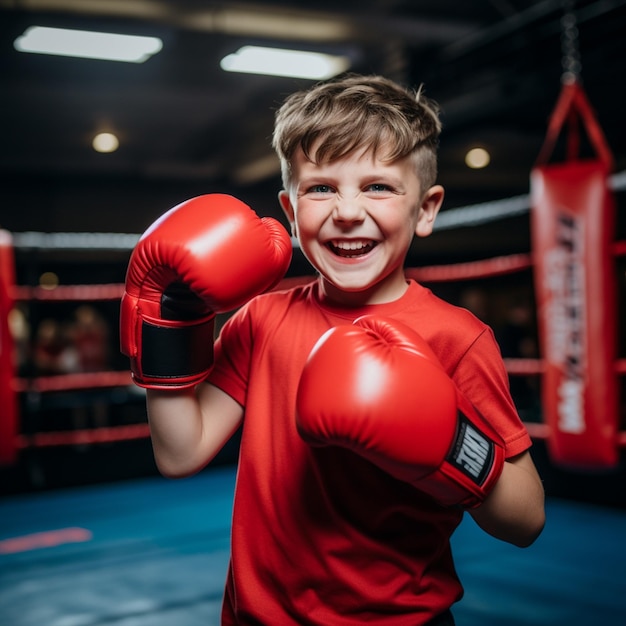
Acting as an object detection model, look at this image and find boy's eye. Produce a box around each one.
[307,184,333,194]
[367,183,391,193]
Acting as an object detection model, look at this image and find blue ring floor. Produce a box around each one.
[1,464,625,625]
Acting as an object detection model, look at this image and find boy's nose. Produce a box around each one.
[333,196,365,223]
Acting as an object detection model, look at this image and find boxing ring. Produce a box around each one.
[0,89,625,626]
[1,80,625,474]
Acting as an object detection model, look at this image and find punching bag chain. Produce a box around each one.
[561,0,581,83]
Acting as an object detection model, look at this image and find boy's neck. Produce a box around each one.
[318,276,410,308]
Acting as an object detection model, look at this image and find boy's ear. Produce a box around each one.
[415,185,445,238]
[278,190,297,237]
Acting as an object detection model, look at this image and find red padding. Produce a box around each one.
[0,230,19,465]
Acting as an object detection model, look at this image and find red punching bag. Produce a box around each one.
[531,79,618,469]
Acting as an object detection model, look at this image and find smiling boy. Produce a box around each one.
[122,74,545,625]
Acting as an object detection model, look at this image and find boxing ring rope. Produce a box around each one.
[1,171,625,468]
[12,371,132,394]
[16,423,151,451]
[13,284,125,303]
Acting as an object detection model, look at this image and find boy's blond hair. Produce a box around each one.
[272,74,442,192]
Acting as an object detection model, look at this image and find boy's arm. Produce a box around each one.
[469,450,545,547]
[119,194,291,476]
[146,383,243,478]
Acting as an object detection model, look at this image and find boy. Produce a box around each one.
[121,74,545,625]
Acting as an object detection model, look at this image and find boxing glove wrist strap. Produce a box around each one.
[138,316,215,383]
[417,410,505,509]
[446,411,499,486]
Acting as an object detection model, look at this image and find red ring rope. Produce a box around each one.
[17,423,151,449]
[13,371,132,393]
[13,284,125,302]
[405,253,532,283]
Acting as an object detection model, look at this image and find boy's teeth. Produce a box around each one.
[333,240,369,250]
[330,240,376,257]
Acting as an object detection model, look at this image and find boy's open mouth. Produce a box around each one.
[328,239,378,258]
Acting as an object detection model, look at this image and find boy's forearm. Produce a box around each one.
[146,388,210,477]
[469,452,545,547]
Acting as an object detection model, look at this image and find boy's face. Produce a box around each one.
[279,145,444,306]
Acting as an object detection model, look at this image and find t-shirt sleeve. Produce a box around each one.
[453,327,532,459]
[206,305,254,406]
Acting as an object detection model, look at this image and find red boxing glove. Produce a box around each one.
[296,316,505,508]
[120,194,292,389]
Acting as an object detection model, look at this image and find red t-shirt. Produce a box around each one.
[208,279,531,625]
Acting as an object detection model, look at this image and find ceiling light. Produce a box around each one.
[465,147,490,169]
[92,132,119,153]
[220,46,350,80]
[14,26,162,63]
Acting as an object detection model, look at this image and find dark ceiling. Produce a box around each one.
[1,0,625,263]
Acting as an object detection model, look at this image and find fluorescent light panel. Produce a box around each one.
[221,46,350,80]
[14,26,162,63]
